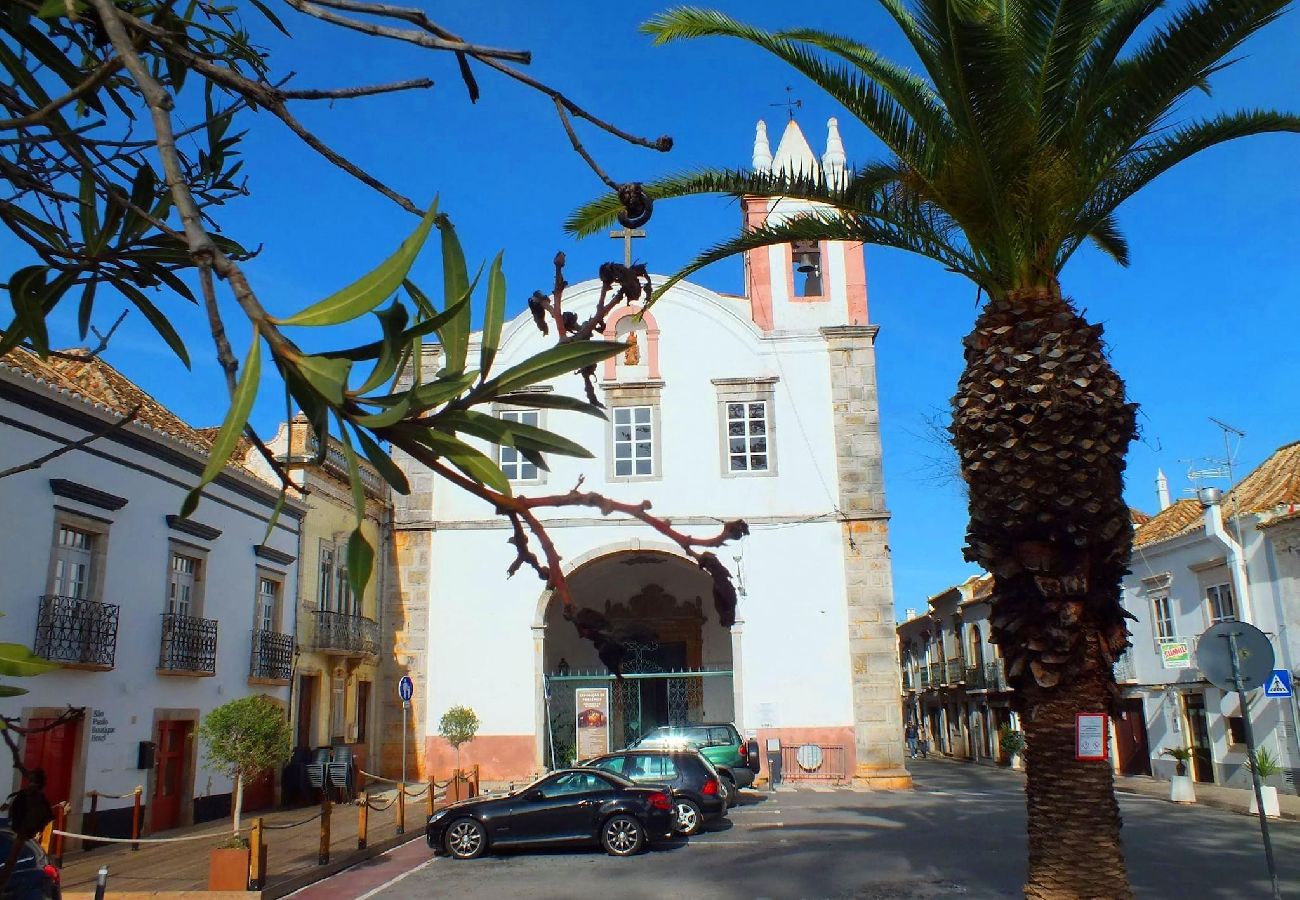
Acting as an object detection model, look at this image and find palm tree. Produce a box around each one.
[568,2,1298,896]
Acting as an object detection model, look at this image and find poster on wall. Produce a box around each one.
[1076,713,1109,761]
[1161,641,1192,669]
[575,688,610,761]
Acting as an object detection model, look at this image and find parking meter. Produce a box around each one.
[767,738,782,789]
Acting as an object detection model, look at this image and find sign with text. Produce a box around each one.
[1076,713,1109,761]
[1160,641,1192,669]
[575,688,610,761]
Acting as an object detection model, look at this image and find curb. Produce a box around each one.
[259,829,425,899]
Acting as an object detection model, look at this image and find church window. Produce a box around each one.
[712,377,779,477]
[613,406,654,477]
[791,240,823,297]
[499,409,542,482]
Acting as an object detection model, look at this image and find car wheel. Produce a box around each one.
[601,814,646,856]
[674,798,703,836]
[444,818,487,859]
[721,774,738,808]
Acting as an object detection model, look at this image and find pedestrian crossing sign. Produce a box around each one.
[1265,669,1293,698]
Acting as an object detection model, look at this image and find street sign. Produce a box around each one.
[1198,622,1274,693]
[1265,669,1293,698]
[398,675,414,702]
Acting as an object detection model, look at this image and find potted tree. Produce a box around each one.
[1161,747,1196,803]
[1247,747,1283,818]
[999,726,1026,770]
[199,696,292,890]
[439,705,481,795]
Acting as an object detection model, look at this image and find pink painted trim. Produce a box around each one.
[602,305,661,380]
[742,197,774,331]
[844,241,869,324]
[783,241,831,304]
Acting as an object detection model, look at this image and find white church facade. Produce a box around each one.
[389,119,909,788]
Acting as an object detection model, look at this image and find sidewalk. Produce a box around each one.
[921,753,1300,821]
[56,787,423,897]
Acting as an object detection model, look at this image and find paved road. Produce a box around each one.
[304,760,1298,899]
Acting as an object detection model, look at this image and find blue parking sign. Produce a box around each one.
[1265,669,1293,698]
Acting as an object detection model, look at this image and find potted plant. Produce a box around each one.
[1247,747,1283,818]
[439,705,481,792]
[999,726,1026,769]
[199,697,292,890]
[1161,747,1196,803]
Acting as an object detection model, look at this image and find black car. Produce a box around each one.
[583,749,725,836]
[426,768,675,859]
[0,827,61,899]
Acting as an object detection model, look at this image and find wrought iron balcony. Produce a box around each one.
[919,668,931,689]
[902,671,914,691]
[311,610,379,657]
[965,665,987,690]
[34,595,119,670]
[984,660,1009,692]
[946,658,967,684]
[250,630,294,681]
[158,613,218,675]
[928,662,943,686]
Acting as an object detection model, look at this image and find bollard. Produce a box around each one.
[450,770,460,805]
[85,791,99,853]
[249,817,265,890]
[472,764,481,798]
[94,866,108,900]
[318,795,331,866]
[426,781,435,818]
[130,787,142,851]
[38,819,53,855]
[52,804,66,866]
[396,784,405,836]
[357,793,369,850]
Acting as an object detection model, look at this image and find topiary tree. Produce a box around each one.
[199,696,291,838]
[438,706,480,774]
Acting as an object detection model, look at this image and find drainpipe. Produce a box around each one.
[1197,487,1255,625]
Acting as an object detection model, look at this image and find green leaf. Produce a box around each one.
[479,251,507,379]
[479,340,625,398]
[77,279,97,341]
[351,395,413,428]
[115,281,191,368]
[79,171,101,253]
[0,643,60,677]
[249,0,291,36]
[0,685,28,697]
[495,392,608,419]
[438,409,594,458]
[397,370,478,413]
[275,199,439,326]
[346,529,374,607]
[353,301,409,396]
[319,292,468,362]
[121,163,158,241]
[260,486,288,546]
[354,428,411,495]
[435,215,472,374]
[182,326,261,517]
[295,355,353,405]
[3,266,50,357]
[337,420,367,527]
[402,427,512,495]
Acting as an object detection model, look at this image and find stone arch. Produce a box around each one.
[530,539,696,627]
[602,306,661,381]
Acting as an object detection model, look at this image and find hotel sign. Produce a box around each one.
[1161,641,1192,669]
[574,688,610,761]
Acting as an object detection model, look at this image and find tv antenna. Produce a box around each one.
[1209,417,1245,488]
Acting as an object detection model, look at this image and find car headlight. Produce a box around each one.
[428,810,448,824]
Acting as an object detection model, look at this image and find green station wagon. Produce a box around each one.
[627,723,761,805]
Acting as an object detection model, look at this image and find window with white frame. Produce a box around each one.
[52,526,95,599]
[319,542,334,611]
[613,406,654,477]
[499,409,541,481]
[725,401,770,473]
[1206,582,1236,623]
[1151,595,1176,642]
[336,562,354,616]
[167,552,200,617]
[257,576,279,633]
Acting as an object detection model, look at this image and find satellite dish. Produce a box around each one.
[1197,621,1275,693]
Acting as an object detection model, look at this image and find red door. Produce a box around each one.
[151,720,191,831]
[22,717,79,807]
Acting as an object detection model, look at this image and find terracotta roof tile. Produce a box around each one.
[1129,508,1152,526]
[1133,498,1202,547]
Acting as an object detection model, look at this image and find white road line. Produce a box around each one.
[353,857,434,900]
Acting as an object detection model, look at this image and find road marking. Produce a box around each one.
[352,857,433,900]
[733,808,783,814]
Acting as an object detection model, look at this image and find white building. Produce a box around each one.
[392,118,909,788]
[1117,444,1300,787]
[0,349,304,837]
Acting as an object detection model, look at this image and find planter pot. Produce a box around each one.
[1170,774,1196,804]
[1010,753,1023,771]
[1248,784,1281,818]
[208,847,250,891]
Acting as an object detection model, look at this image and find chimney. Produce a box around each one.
[1156,468,1171,511]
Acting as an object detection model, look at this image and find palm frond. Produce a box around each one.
[1083,212,1130,266]
[1016,0,1112,141]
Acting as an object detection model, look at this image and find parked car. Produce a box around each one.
[627,723,761,806]
[0,826,61,900]
[583,748,725,836]
[426,768,674,859]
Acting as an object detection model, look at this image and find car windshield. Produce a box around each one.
[515,768,634,795]
[631,726,733,748]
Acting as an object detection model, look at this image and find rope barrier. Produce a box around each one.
[86,787,143,801]
[402,784,430,798]
[364,796,397,812]
[52,826,248,845]
[356,770,400,785]
[261,811,323,831]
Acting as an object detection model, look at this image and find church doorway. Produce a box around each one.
[538,549,736,766]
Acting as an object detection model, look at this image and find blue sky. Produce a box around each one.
[23,0,1300,617]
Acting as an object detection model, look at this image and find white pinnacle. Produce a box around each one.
[822,117,847,187]
[752,120,772,172]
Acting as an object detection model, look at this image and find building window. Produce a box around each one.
[613,406,654,477]
[319,542,334,611]
[330,674,346,744]
[499,409,541,482]
[1206,583,1236,624]
[726,401,770,473]
[52,526,95,599]
[167,552,200,617]
[356,681,371,743]
[256,576,279,633]
[336,562,354,617]
[1152,595,1176,642]
[1227,716,1246,746]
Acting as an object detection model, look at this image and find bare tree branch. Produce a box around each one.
[277,77,433,100]
[0,405,139,479]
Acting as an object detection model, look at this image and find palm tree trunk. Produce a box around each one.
[952,285,1136,899]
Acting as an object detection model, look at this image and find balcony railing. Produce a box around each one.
[919,668,931,689]
[250,629,294,681]
[946,658,966,684]
[1114,651,1137,683]
[965,665,987,690]
[928,662,943,686]
[984,661,1009,692]
[311,611,379,657]
[34,595,119,669]
[158,613,218,675]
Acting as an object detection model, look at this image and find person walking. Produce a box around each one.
[905,721,919,759]
[918,723,930,759]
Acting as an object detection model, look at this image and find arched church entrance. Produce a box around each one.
[537,548,735,767]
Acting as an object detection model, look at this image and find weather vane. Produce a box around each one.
[770,86,802,120]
